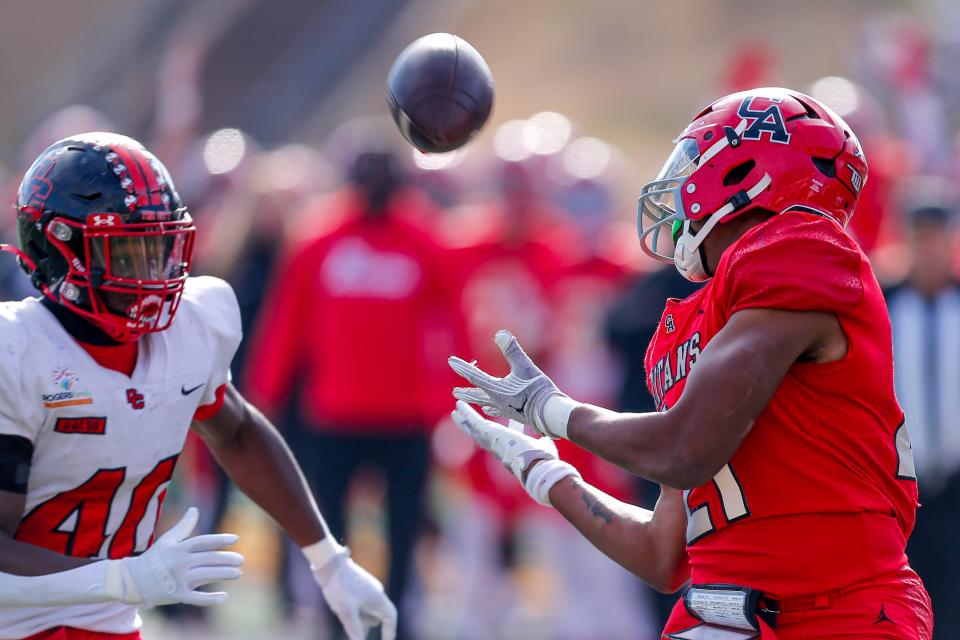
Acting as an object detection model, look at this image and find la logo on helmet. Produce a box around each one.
[737,96,791,144]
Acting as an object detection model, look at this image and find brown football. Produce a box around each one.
[387,33,494,153]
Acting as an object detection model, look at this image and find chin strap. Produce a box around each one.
[674,172,773,281]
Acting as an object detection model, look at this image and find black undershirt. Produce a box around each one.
[40,297,122,346]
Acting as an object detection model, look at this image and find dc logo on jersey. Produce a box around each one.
[126,388,145,410]
[737,97,791,144]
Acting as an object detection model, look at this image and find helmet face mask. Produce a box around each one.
[637,137,701,261]
[637,87,867,281]
[13,133,196,341]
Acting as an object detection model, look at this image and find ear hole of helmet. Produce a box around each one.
[811,157,837,178]
[723,160,757,186]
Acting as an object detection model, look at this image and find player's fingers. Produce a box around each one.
[376,598,399,640]
[185,532,239,552]
[481,405,503,418]
[451,408,482,440]
[186,565,244,588]
[452,402,502,444]
[165,507,199,542]
[452,386,491,405]
[454,399,487,422]
[448,356,499,388]
[339,609,366,640]
[494,329,535,372]
[189,550,246,568]
[181,589,229,607]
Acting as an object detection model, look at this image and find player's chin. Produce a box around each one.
[100,290,165,322]
[99,290,139,315]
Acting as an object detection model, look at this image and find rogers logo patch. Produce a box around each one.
[54,416,107,435]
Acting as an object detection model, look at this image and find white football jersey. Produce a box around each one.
[0,276,241,638]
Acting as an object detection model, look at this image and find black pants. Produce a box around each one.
[302,428,431,640]
[908,472,960,639]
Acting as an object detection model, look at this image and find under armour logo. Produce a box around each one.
[737,96,791,144]
[89,213,121,226]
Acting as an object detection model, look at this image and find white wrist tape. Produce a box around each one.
[524,459,581,506]
[0,560,125,606]
[542,395,581,439]
[302,536,347,571]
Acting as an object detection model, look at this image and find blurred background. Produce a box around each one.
[2,0,960,638]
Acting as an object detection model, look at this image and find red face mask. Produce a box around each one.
[46,212,196,341]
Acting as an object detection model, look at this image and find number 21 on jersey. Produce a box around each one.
[683,421,918,545]
[683,463,749,545]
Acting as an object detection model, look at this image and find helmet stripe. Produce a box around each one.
[125,146,165,207]
[109,145,158,209]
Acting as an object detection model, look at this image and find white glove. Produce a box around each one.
[113,507,244,608]
[449,329,581,438]
[305,539,398,640]
[451,400,580,506]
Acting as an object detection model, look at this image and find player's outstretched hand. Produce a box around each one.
[451,400,580,506]
[116,507,244,608]
[449,329,577,438]
[314,551,398,640]
[451,400,557,480]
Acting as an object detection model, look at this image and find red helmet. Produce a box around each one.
[11,132,195,341]
[638,87,867,281]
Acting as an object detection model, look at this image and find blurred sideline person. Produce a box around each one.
[435,161,573,639]
[245,148,459,640]
[886,196,960,639]
[603,263,701,629]
[449,88,932,639]
[541,177,655,639]
[0,133,396,640]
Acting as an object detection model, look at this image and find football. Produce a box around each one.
[387,33,494,153]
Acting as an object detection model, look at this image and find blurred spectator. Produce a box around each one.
[244,147,459,640]
[0,165,34,302]
[722,40,776,92]
[541,177,656,640]
[807,76,900,255]
[434,160,571,639]
[604,264,701,630]
[859,16,953,174]
[885,193,960,639]
[605,266,702,416]
[18,105,116,172]
[176,143,333,625]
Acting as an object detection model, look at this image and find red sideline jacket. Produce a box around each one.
[244,189,462,433]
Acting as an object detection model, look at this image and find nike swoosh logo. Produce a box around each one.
[181,383,205,396]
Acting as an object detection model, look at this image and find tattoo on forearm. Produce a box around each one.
[579,489,614,524]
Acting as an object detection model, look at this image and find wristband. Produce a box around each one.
[302,536,348,571]
[541,395,581,439]
[524,459,581,506]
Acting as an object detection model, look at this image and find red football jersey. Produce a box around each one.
[644,211,919,598]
